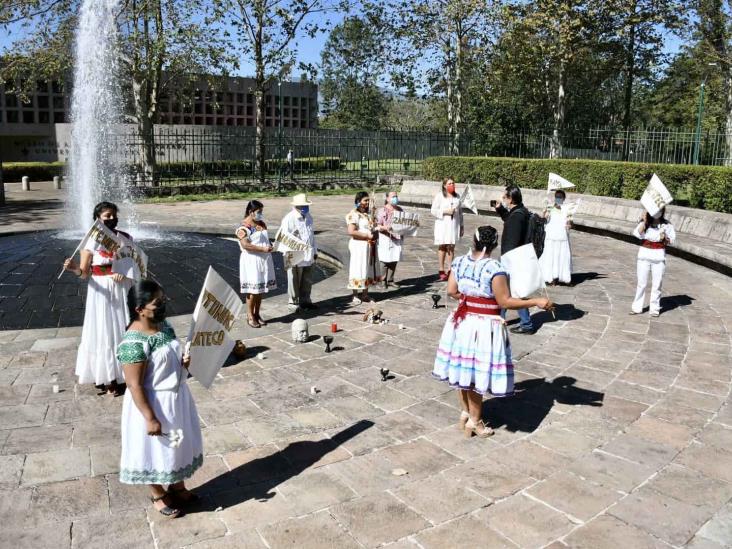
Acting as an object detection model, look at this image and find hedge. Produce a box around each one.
[422,156,732,214]
[3,162,66,183]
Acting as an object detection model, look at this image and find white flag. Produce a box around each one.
[390,210,420,237]
[501,243,545,299]
[58,220,124,279]
[548,173,576,191]
[113,233,148,280]
[641,173,673,218]
[459,183,479,215]
[186,267,244,389]
[273,227,311,270]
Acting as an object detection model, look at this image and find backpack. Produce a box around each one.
[525,211,546,258]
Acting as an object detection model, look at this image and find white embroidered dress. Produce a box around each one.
[75,233,133,386]
[539,205,572,283]
[431,192,463,245]
[346,209,378,289]
[237,224,277,294]
[376,206,403,263]
[117,321,203,485]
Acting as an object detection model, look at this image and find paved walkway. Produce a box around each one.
[1,186,732,548]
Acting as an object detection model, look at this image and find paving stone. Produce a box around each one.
[443,459,534,501]
[563,514,668,549]
[609,486,716,546]
[107,474,149,512]
[624,415,695,450]
[32,476,109,521]
[21,446,90,485]
[415,513,515,548]
[216,489,299,532]
[395,473,491,523]
[0,403,47,428]
[696,501,732,547]
[481,493,577,547]
[30,336,80,352]
[201,423,251,454]
[222,444,292,488]
[182,530,267,548]
[90,444,120,476]
[601,433,679,468]
[259,510,361,549]
[374,410,435,442]
[491,440,571,480]
[675,442,732,483]
[0,454,24,488]
[277,469,356,514]
[568,450,656,492]
[530,425,602,458]
[528,470,623,521]
[646,464,732,508]
[331,492,430,547]
[2,525,72,548]
[150,507,227,547]
[4,424,74,457]
[379,439,461,479]
[72,509,153,548]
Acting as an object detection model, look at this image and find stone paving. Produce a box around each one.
[1,185,732,548]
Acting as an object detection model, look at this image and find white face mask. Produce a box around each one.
[254,211,264,222]
[555,198,564,205]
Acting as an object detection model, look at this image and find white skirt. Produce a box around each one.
[239,251,276,294]
[75,275,131,386]
[348,238,378,289]
[433,313,513,396]
[539,238,572,283]
[119,381,203,485]
[434,216,460,245]
[378,233,402,263]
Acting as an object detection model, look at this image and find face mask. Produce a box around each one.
[555,198,564,205]
[501,200,510,209]
[152,301,166,322]
[297,206,309,216]
[103,218,118,230]
[390,197,399,206]
[446,184,455,194]
[254,211,264,222]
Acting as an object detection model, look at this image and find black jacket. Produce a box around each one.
[496,203,529,255]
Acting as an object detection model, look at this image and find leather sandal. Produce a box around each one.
[150,493,180,518]
[464,418,494,439]
[247,317,261,328]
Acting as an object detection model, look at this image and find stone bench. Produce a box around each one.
[391,177,732,275]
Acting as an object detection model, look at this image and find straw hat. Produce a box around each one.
[291,193,312,206]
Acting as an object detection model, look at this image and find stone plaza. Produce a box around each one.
[1,183,732,548]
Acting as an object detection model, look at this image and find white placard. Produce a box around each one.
[273,227,311,270]
[390,211,420,237]
[501,243,545,299]
[640,173,673,218]
[113,233,148,280]
[186,267,244,389]
[548,173,576,191]
[459,183,479,215]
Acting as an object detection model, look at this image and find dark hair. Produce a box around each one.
[126,279,162,327]
[354,191,369,205]
[93,201,118,220]
[554,189,566,199]
[442,177,456,197]
[505,185,522,205]
[473,225,498,253]
[245,200,264,216]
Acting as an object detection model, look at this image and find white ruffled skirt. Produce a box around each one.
[75,275,131,386]
[539,238,572,283]
[119,381,203,485]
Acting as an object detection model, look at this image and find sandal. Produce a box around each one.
[256,316,268,327]
[458,410,470,431]
[351,297,363,306]
[464,418,494,439]
[168,486,201,506]
[247,317,261,328]
[150,493,180,518]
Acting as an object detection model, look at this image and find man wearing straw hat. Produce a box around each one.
[281,193,318,312]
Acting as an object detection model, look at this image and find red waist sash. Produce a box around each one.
[641,240,666,250]
[453,295,500,327]
[91,265,114,276]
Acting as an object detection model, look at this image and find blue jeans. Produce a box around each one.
[502,307,534,330]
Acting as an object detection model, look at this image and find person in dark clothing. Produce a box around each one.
[494,184,535,334]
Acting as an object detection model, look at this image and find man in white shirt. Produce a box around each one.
[280,193,318,312]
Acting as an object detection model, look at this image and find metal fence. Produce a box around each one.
[116,125,732,189]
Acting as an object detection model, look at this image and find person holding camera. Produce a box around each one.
[346,191,379,305]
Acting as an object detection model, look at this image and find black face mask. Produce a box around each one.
[152,302,167,322]
[103,218,118,231]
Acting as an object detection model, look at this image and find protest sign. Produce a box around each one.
[459,183,479,214]
[273,227,311,270]
[57,220,124,279]
[501,243,545,299]
[548,173,576,191]
[390,211,420,237]
[186,267,244,389]
[641,173,673,218]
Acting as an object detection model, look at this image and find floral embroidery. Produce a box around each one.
[116,321,177,364]
[119,453,203,484]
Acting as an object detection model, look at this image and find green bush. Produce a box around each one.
[422,156,732,214]
[3,162,66,182]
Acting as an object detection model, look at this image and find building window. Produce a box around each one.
[237,93,244,103]
[52,96,64,109]
[6,94,18,108]
[195,116,204,124]
[284,96,290,106]
[52,81,64,94]
[183,116,192,124]
[247,93,253,104]
[246,106,253,116]
[53,111,65,123]
[23,110,35,123]
[38,96,49,109]
[292,97,299,106]
[284,120,290,127]
[7,111,19,123]
[39,111,50,123]
[194,103,203,114]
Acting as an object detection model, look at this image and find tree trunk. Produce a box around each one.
[453,29,463,156]
[550,60,566,159]
[132,77,156,186]
[445,48,455,155]
[725,68,732,166]
[622,21,636,161]
[254,9,266,184]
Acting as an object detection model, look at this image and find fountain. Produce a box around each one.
[67,0,127,232]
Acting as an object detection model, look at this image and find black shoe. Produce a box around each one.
[510,326,535,335]
[300,302,318,310]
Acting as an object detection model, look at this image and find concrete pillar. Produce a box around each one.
[53,176,61,189]
[22,176,30,191]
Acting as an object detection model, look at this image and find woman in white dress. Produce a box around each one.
[63,201,134,396]
[539,189,573,285]
[376,190,403,289]
[236,200,276,328]
[431,178,463,281]
[346,191,378,305]
[630,207,676,317]
[117,279,203,518]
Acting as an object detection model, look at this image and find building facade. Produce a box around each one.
[0,75,318,162]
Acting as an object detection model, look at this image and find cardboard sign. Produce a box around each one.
[390,211,420,237]
[641,173,673,218]
[501,243,545,299]
[548,173,576,191]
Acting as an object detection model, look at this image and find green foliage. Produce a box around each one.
[422,156,732,213]
[2,162,66,182]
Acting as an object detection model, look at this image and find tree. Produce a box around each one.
[1,0,232,185]
[213,0,346,183]
[319,16,389,130]
[379,0,500,154]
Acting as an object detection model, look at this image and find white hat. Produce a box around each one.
[291,193,312,206]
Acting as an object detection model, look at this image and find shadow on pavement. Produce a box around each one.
[483,376,603,433]
[570,271,607,286]
[659,294,695,313]
[189,420,374,511]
